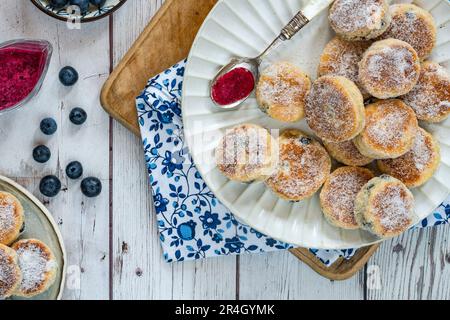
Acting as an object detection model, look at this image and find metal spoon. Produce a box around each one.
[210,0,333,110]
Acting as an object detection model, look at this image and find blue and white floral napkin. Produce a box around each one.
[136,59,450,265]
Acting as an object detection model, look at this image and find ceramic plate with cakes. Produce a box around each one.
[0,176,66,300]
[181,0,450,249]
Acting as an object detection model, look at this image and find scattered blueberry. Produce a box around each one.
[39,175,62,197]
[40,117,58,135]
[300,137,312,145]
[33,145,51,163]
[69,107,87,125]
[66,161,83,179]
[59,66,79,86]
[69,0,90,14]
[89,0,106,7]
[50,0,69,9]
[81,177,102,198]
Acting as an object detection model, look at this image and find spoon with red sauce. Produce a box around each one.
[210,0,333,109]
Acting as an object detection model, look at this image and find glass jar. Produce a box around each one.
[0,39,53,114]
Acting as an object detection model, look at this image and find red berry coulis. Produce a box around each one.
[211,67,255,106]
[0,44,47,111]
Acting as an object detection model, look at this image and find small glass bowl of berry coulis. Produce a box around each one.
[0,39,53,115]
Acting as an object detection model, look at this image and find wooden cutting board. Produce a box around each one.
[100,0,379,281]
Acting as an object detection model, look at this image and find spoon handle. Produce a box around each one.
[280,11,310,40]
[257,11,309,61]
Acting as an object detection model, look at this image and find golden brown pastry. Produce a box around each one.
[305,75,365,143]
[355,175,416,239]
[215,124,278,183]
[256,62,311,122]
[402,61,450,123]
[323,140,374,167]
[0,243,22,299]
[318,37,372,99]
[379,4,436,60]
[359,39,421,99]
[265,129,331,201]
[12,239,58,298]
[329,0,391,41]
[0,191,25,245]
[354,99,418,159]
[320,166,374,230]
[378,128,441,188]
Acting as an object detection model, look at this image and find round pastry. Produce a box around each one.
[320,166,375,230]
[318,37,372,99]
[354,99,418,159]
[329,0,391,41]
[379,4,436,60]
[359,39,421,99]
[12,239,58,298]
[265,129,331,201]
[402,61,450,123]
[354,175,416,239]
[256,62,311,122]
[323,140,374,167]
[378,128,441,188]
[305,75,365,143]
[0,191,25,245]
[0,244,22,299]
[215,124,278,183]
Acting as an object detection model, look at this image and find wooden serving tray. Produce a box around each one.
[100,0,379,281]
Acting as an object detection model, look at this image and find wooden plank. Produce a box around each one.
[0,0,110,299]
[101,0,218,135]
[111,0,236,300]
[290,245,380,281]
[366,227,450,300]
[238,251,365,299]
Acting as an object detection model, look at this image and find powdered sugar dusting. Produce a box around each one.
[322,168,373,226]
[324,140,373,166]
[16,243,56,294]
[380,4,436,59]
[364,100,417,151]
[0,197,15,243]
[0,247,19,298]
[403,62,450,122]
[257,63,310,118]
[372,183,414,234]
[266,133,330,200]
[365,45,418,90]
[306,77,358,142]
[216,125,276,180]
[318,38,371,96]
[378,128,438,186]
[330,0,385,33]
[367,107,409,147]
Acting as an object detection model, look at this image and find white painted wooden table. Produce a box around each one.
[1,0,449,300]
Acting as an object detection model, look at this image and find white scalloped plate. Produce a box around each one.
[182,0,450,249]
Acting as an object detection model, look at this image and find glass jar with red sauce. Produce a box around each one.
[0,39,53,114]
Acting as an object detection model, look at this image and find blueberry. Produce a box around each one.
[33,145,51,163]
[300,137,312,145]
[69,0,90,14]
[50,0,69,9]
[40,117,58,135]
[59,66,79,86]
[89,0,106,7]
[39,175,62,197]
[81,177,102,198]
[66,161,83,179]
[69,107,87,125]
